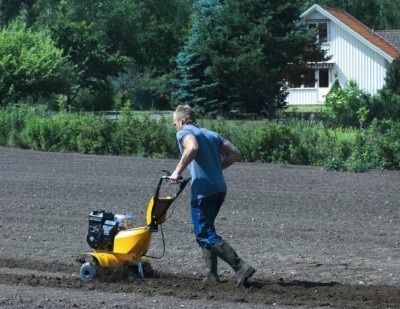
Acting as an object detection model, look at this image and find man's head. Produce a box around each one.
[173,105,196,130]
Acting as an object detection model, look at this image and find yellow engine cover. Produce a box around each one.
[113,227,151,254]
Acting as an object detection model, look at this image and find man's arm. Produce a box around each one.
[220,140,241,169]
[171,134,198,182]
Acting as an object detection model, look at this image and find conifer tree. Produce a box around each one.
[172,0,326,118]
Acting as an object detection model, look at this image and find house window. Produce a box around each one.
[318,69,329,87]
[308,22,328,43]
[288,68,315,88]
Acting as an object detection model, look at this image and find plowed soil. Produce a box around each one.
[1,146,400,309]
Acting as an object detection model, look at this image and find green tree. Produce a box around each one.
[50,20,129,108]
[0,21,76,105]
[0,0,35,27]
[30,0,68,28]
[377,0,400,29]
[101,0,192,110]
[115,0,192,110]
[367,56,400,121]
[384,56,400,94]
[103,0,191,73]
[31,0,192,110]
[173,0,326,118]
[171,0,224,116]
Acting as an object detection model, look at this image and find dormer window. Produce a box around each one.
[308,22,328,43]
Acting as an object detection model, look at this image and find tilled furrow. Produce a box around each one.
[0,258,78,274]
[1,256,400,309]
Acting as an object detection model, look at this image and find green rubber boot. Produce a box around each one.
[211,240,255,287]
[202,247,220,283]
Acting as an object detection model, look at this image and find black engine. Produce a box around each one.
[86,210,119,250]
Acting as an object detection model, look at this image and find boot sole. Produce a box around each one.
[202,276,220,284]
[236,267,256,287]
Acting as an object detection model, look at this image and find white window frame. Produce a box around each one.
[308,21,329,44]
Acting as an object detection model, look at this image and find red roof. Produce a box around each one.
[322,6,400,59]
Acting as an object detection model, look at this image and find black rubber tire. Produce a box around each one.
[80,262,97,282]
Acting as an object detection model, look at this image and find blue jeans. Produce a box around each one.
[191,192,226,248]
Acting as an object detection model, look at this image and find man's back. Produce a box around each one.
[177,124,227,200]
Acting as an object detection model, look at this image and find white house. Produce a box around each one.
[287,4,400,106]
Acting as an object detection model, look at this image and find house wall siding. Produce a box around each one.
[328,21,390,94]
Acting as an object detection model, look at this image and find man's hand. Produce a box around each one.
[170,170,181,184]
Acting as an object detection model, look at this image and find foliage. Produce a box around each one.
[0,21,77,105]
[2,0,400,112]
[2,105,400,171]
[172,0,326,119]
[98,0,192,110]
[110,103,178,157]
[368,89,400,121]
[1,0,193,111]
[323,80,371,128]
[366,119,400,169]
[241,123,298,163]
[4,0,398,113]
[50,20,129,108]
[384,56,400,95]
[171,0,223,115]
[324,77,400,126]
[0,103,46,147]
[0,0,36,27]
[0,104,178,157]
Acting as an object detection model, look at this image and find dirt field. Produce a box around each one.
[1,146,400,309]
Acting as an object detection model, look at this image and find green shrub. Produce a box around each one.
[342,130,370,172]
[110,106,177,158]
[1,105,400,172]
[296,125,324,165]
[75,114,114,155]
[241,122,297,163]
[368,89,400,121]
[23,116,42,149]
[0,104,47,147]
[372,120,400,169]
[137,116,177,158]
[323,80,371,128]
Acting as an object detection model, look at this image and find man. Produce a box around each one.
[170,105,255,287]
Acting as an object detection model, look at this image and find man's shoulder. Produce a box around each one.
[179,125,223,140]
[177,125,197,140]
[179,124,196,133]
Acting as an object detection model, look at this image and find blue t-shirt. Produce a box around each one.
[177,124,227,201]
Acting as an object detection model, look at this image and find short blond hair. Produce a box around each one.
[173,105,196,124]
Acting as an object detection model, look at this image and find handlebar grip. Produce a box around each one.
[162,175,184,181]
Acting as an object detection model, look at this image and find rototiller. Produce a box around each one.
[78,171,190,282]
